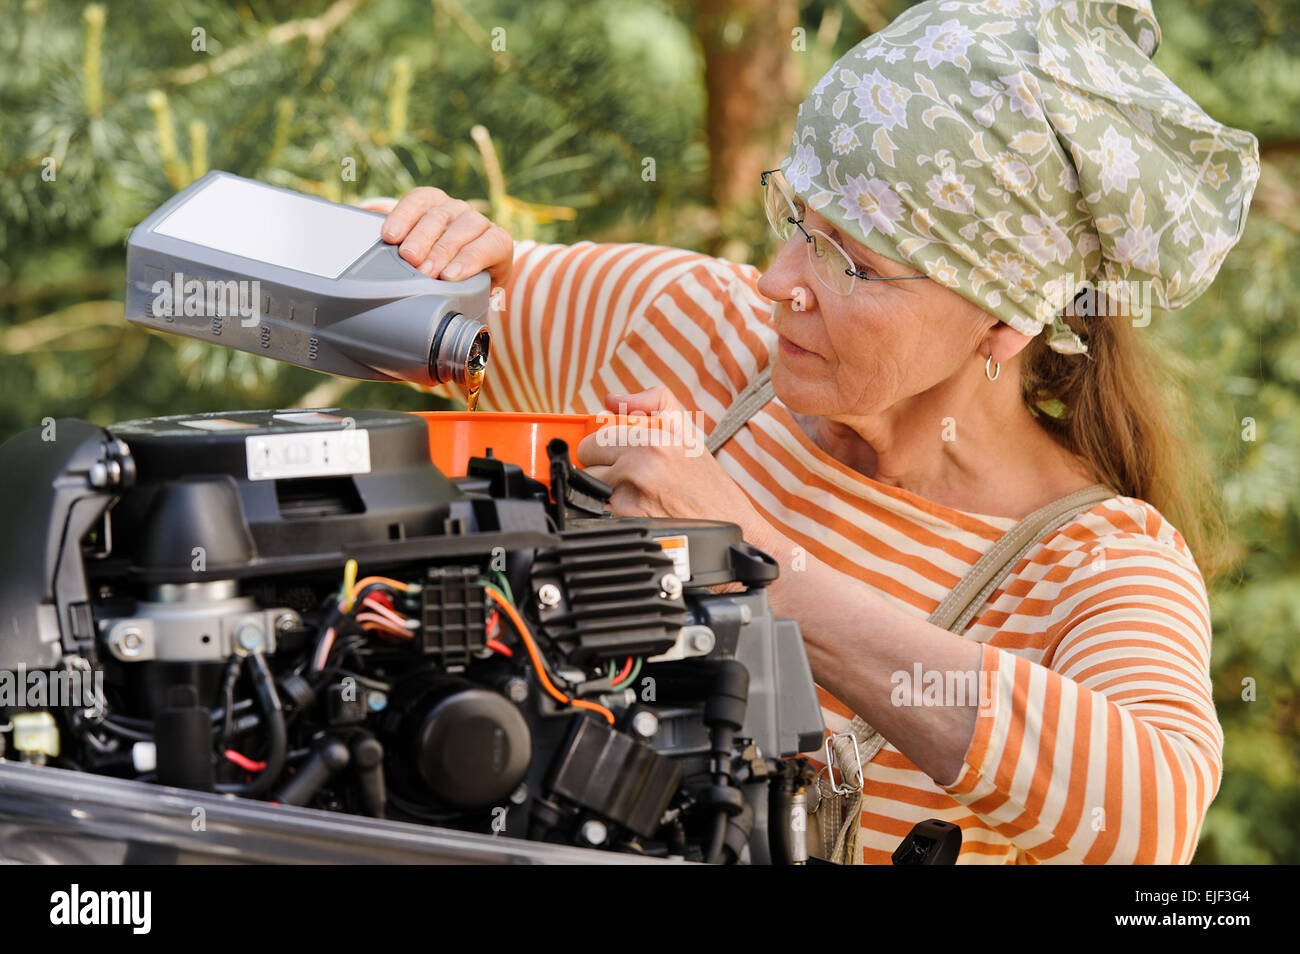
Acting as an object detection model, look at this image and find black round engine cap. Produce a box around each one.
[414,688,531,808]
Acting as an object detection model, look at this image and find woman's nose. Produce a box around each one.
[757,237,817,310]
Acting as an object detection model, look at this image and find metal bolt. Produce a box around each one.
[504,677,529,704]
[509,783,529,805]
[660,573,682,600]
[580,819,608,846]
[688,629,715,654]
[537,583,562,609]
[235,622,265,653]
[739,603,752,624]
[274,612,301,634]
[631,710,659,738]
[87,462,108,488]
[366,690,388,713]
[113,627,144,658]
[598,689,637,710]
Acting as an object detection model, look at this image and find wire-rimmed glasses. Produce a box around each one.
[760,167,926,296]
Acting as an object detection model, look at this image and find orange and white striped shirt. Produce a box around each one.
[471,240,1223,864]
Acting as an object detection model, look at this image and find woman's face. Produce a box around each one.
[755,206,999,421]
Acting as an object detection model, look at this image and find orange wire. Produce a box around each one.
[571,698,617,722]
[485,586,614,725]
[357,613,412,638]
[346,575,414,612]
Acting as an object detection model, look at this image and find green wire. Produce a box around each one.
[610,657,642,691]
[491,570,514,604]
[478,579,509,607]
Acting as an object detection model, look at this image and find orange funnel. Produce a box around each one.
[411,411,600,487]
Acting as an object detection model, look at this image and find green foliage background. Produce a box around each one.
[1,0,1297,862]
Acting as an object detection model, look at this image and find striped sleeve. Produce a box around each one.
[475,241,773,422]
[942,529,1223,864]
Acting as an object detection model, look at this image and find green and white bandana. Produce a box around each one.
[781,0,1260,354]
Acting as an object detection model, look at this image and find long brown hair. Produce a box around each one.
[1020,302,1237,581]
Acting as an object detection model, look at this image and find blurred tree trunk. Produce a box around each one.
[695,0,801,253]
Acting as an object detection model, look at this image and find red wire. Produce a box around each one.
[225,749,267,772]
[612,656,634,684]
[361,596,407,628]
[366,590,395,612]
[486,637,514,657]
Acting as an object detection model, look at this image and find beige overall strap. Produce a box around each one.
[704,366,774,455]
[842,486,1118,769]
[826,481,1116,863]
[927,482,1118,634]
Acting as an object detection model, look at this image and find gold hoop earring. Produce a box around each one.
[985,354,1000,382]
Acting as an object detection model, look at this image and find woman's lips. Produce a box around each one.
[778,335,818,359]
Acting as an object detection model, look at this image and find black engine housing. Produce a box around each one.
[0,408,825,864]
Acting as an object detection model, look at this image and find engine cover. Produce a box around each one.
[0,408,825,864]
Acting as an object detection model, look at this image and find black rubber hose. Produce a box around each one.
[768,769,796,865]
[703,660,749,864]
[104,699,254,731]
[97,719,155,742]
[215,652,286,797]
[274,737,349,806]
[219,654,244,750]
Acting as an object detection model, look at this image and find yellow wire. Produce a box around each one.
[341,559,358,610]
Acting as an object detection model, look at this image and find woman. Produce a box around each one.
[369,0,1257,863]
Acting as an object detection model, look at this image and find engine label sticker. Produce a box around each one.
[245,428,371,481]
[653,535,692,582]
[272,411,354,426]
[176,417,257,431]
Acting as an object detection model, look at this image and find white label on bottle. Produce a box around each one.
[153,175,379,279]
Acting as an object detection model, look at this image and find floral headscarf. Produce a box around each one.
[781,0,1260,354]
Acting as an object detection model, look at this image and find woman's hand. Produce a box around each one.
[577,386,775,549]
[357,189,514,288]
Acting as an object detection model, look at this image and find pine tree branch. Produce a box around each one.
[0,272,122,308]
[158,0,372,87]
[291,375,359,409]
[431,0,515,68]
[1,301,124,353]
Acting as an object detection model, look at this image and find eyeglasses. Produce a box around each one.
[760,168,927,296]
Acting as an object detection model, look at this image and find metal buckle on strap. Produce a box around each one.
[824,731,865,795]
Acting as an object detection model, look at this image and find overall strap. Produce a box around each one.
[824,482,1116,863]
[704,365,774,455]
[928,483,1118,634]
